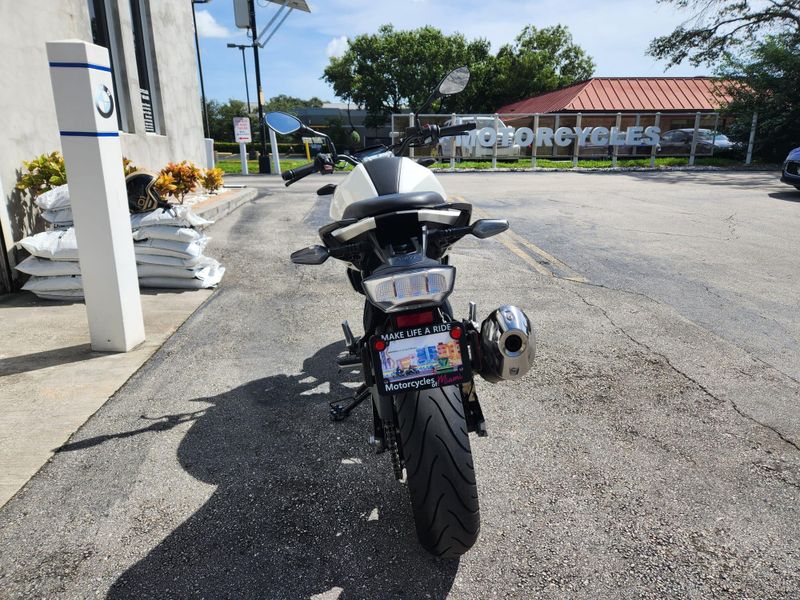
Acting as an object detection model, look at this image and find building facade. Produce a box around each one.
[0,1,206,293]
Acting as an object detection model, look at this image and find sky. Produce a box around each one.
[194,0,707,105]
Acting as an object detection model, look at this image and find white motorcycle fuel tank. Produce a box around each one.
[329,155,447,221]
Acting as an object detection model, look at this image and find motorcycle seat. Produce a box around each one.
[342,191,446,220]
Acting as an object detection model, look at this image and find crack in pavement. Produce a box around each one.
[564,283,800,454]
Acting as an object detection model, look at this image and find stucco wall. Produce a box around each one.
[0,1,204,291]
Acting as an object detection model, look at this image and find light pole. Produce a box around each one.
[226,43,251,111]
[191,0,211,139]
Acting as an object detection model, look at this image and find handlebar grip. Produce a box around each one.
[282,161,317,185]
[439,122,477,137]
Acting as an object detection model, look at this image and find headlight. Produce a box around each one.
[362,266,455,313]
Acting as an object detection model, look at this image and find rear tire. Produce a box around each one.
[396,386,480,558]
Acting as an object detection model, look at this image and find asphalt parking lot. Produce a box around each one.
[0,170,798,599]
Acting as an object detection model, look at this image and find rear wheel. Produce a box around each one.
[395,386,480,558]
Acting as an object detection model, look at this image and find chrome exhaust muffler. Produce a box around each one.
[477,305,535,383]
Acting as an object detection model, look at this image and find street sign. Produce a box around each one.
[233,117,252,143]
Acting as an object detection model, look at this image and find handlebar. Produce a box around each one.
[282,161,317,185]
[438,122,477,137]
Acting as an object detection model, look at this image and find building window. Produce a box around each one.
[129,0,164,134]
[87,0,131,131]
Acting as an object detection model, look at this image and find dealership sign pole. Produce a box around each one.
[46,40,145,352]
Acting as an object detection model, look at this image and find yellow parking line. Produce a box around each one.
[469,205,588,282]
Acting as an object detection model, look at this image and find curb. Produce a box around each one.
[432,165,780,174]
[192,187,258,221]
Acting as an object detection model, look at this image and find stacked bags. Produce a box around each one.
[15,184,225,300]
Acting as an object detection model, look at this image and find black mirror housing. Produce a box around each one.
[291,245,329,265]
[471,219,509,239]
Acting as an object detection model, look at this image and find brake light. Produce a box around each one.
[394,310,435,329]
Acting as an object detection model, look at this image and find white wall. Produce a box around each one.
[0,1,205,291]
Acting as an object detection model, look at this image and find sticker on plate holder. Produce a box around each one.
[371,322,472,395]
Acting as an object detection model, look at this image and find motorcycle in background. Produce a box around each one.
[266,66,535,558]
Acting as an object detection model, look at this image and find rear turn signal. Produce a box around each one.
[374,339,387,351]
[394,310,435,329]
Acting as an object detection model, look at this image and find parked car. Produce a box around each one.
[780,147,800,189]
[437,116,521,160]
[657,129,738,155]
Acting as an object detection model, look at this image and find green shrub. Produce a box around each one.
[16,152,67,197]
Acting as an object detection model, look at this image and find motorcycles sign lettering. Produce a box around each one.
[458,125,661,148]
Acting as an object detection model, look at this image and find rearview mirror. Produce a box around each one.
[266,111,303,135]
[471,219,509,239]
[291,245,329,265]
[438,66,470,96]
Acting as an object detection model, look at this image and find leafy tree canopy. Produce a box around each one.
[323,24,594,124]
[263,94,324,113]
[717,33,800,161]
[648,0,800,67]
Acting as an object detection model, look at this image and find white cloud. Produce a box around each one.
[326,35,349,58]
[195,10,234,38]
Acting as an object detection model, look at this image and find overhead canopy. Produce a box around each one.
[265,0,311,12]
[497,77,732,114]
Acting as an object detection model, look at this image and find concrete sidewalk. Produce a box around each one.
[0,186,258,506]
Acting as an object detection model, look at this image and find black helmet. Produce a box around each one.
[125,171,167,213]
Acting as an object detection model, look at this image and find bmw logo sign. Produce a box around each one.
[95,84,114,118]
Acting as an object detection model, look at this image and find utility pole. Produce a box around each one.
[248,0,270,173]
[191,0,211,138]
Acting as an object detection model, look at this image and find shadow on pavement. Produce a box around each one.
[107,342,458,600]
[0,343,104,377]
[768,190,800,202]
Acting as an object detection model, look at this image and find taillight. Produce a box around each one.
[394,310,435,329]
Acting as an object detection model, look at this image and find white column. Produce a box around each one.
[492,113,499,170]
[612,112,621,168]
[650,112,661,168]
[450,112,456,170]
[204,138,215,168]
[239,142,249,174]
[689,112,701,166]
[572,113,582,167]
[746,112,758,165]
[47,40,144,352]
[531,114,539,168]
[269,128,281,175]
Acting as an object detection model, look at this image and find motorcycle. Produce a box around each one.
[266,66,535,558]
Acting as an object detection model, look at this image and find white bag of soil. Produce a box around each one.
[130,205,212,230]
[133,236,208,259]
[15,256,81,276]
[35,185,71,210]
[22,275,84,292]
[135,253,207,268]
[40,206,74,225]
[132,225,203,243]
[19,228,79,261]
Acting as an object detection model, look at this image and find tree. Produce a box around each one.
[206,99,251,142]
[322,24,594,121]
[716,33,800,161]
[263,94,324,114]
[648,0,800,67]
[323,25,493,125]
[482,25,595,111]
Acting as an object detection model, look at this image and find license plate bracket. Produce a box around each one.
[370,322,472,395]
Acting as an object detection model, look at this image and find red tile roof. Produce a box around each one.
[497,77,731,114]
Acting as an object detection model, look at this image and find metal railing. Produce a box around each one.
[391,111,757,169]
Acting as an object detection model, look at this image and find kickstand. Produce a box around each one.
[330,384,370,421]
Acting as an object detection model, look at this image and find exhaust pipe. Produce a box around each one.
[477,305,535,383]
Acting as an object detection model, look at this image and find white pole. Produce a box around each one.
[204,138,215,168]
[46,40,144,352]
[492,113,498,170]
[531,113,539,168]
[689,111,701,166]
[746,112,758,165]
[650,112,661,168]
[408,112,415,159]
[572,113,582,167]
[612,112,621,168]
[239,141,248,175]
[450,113,456,170]
[269,127,281,175]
